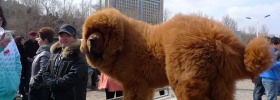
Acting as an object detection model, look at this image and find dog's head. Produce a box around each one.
[80,8,125,67]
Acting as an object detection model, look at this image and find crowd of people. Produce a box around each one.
[0,23,117,100]
[1,6,125,100]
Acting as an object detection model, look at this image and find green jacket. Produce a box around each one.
[0,39,22,100]
[0,47,3,53]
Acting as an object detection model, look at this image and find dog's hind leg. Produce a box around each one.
[167,69,211,100]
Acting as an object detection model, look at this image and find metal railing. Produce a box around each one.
[107,86,176,100]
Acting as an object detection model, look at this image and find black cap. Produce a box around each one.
[58,24,76,36]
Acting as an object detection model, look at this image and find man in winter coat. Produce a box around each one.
[42,24,88,100]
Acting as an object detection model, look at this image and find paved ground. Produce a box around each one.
[235,79,256,100]
[86,79,278,100]
[16,79,277,100]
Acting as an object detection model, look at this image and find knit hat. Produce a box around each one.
[29,31,37,36]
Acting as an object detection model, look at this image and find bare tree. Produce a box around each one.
[18,0,36,6]
[247,26,257,35]
[258,24,269,36]
[240,32,256,44]
[221,14,237,31]
[2,0,41,38]
[190,11,214,19]
[163,8,170,22]
[37,0,60,15]
[1,0,102,38]
[79,0,93,18]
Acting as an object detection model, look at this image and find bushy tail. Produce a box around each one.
[244,36,273,77]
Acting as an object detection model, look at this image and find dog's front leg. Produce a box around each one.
[122,86,154,100]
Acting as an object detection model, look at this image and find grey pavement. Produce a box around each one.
[14,79,279,100]
[86,79,280,100]
[235,79,257,100]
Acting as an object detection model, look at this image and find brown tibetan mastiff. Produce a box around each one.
[80,8,272,100]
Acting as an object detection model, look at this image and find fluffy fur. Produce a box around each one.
[80,8,273,100]
[51,40,81,58]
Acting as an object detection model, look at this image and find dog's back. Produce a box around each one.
[161,15,272,100]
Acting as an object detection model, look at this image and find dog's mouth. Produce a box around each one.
[90,47,103,58]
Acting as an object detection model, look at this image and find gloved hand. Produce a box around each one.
[27,57,34,62]
[30,77,42,89]
[43,76,56,88]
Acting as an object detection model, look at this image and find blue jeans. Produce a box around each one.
[253,77,265,100]
[262,78,278,100]
[278,79,280,95]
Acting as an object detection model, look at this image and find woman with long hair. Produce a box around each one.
[15,36,28,98]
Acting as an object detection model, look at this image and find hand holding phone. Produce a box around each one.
[3,32,12,40]
[0,32,12,49]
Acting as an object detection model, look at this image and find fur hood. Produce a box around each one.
[50,40,81,58]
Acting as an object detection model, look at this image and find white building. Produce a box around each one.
[97,0,163,24]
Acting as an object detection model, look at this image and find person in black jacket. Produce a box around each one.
[42,24,88,100]
[23,31,39,100]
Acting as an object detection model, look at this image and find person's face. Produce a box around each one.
[29,34,36,41]
[37,37,47,46]
[58,32,76,48]
[20,38,25,46]
[274,44,280,50]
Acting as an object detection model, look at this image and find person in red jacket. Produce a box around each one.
[98,73,123,99]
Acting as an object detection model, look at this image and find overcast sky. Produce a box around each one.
[164,0,280,35]
[85,0,279,35]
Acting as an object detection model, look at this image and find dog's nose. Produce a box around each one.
[89,38,96,44]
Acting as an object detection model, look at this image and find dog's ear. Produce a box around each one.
[80,25,90,55]
[82,8,125,60]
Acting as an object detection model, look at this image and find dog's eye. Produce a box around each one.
[89,37,96,43]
